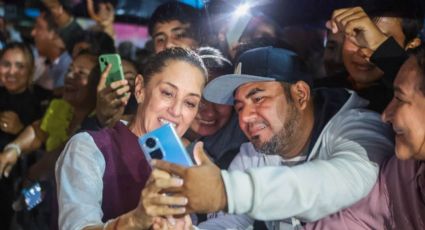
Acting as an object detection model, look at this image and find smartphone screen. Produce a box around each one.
[139,124,193,167]
[99,54,125,86]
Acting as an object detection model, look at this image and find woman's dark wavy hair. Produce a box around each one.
[142,47,207,85]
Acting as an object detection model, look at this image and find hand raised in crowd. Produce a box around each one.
[96,64,131,128]
[0,147,19,179]
[0,111,24,135]
[86,0,115,37]
[327,7,388,53]
[152,142,227,214]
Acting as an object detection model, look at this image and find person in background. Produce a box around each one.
[92,57,139,129]
[315,7,423,113]
[0,51,99,182]
[31,9,72,95]
[323,29,346,77]
[71,30,116,58]
[303,42,425,230]
[148,1,202,54]
[41,0,84,56]
[185,47,247,170]
[0,42,51,230]
[217,13,284,61]
[86,0,115,39]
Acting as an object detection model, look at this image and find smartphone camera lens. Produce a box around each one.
[145,138,156,148]
[100,57,105,62]
[150,149,164,160]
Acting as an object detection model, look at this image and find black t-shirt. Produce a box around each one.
[0,85,52,149]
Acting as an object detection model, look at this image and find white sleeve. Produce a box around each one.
[198,143,281,229]
[55,132,106,230]
[222,111,393,222]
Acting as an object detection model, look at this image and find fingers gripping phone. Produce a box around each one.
[99,54,125,86]
[139,124,194,167]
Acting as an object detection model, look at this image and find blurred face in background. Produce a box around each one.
[342,16,405,88]
[190,73,233,137]
[0,48,32,94]
[152,20,198,53]
[63,54,97,107]
[71,41,90,58]
[31,14,55,57]
[122,59,138,92]
[226,16,279,59]
[324,31,345,76]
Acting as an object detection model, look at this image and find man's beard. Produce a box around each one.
[252,104,300,156]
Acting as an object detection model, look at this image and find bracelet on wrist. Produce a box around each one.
[4,143,21,158]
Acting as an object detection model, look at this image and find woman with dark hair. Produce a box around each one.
[56,47,208,229]
[0,42,51,149]
[0,41,51,229]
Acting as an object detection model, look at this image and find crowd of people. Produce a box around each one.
[0,0,424,229]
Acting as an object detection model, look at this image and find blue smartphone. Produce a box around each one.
[139,124,194,167]
[22,182,43,210]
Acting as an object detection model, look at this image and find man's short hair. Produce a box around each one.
[148,1,201,40]
[42,0,73,14]
[39,7,59,32]
[75,30,116,56]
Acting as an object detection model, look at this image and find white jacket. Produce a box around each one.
[198,90,394,230]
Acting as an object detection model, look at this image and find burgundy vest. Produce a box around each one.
[88,122,151,221]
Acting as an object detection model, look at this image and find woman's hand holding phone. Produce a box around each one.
[96,63,131,127]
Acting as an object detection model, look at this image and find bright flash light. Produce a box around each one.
[235,3,250,17]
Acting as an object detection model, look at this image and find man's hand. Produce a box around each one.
[153,142,227,214]
[86,0,115,37]
[152,215,193,230]
[0,148,19,179]
[327,7,388,52]
[96,64,130,128]
[0,111,24,135]
[129,169,187,229]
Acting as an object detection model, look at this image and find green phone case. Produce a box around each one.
[99,54,125,86]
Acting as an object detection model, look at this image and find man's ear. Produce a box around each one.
[291,81,311,110]
[405,37,421,50]
[134,74,145,104]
